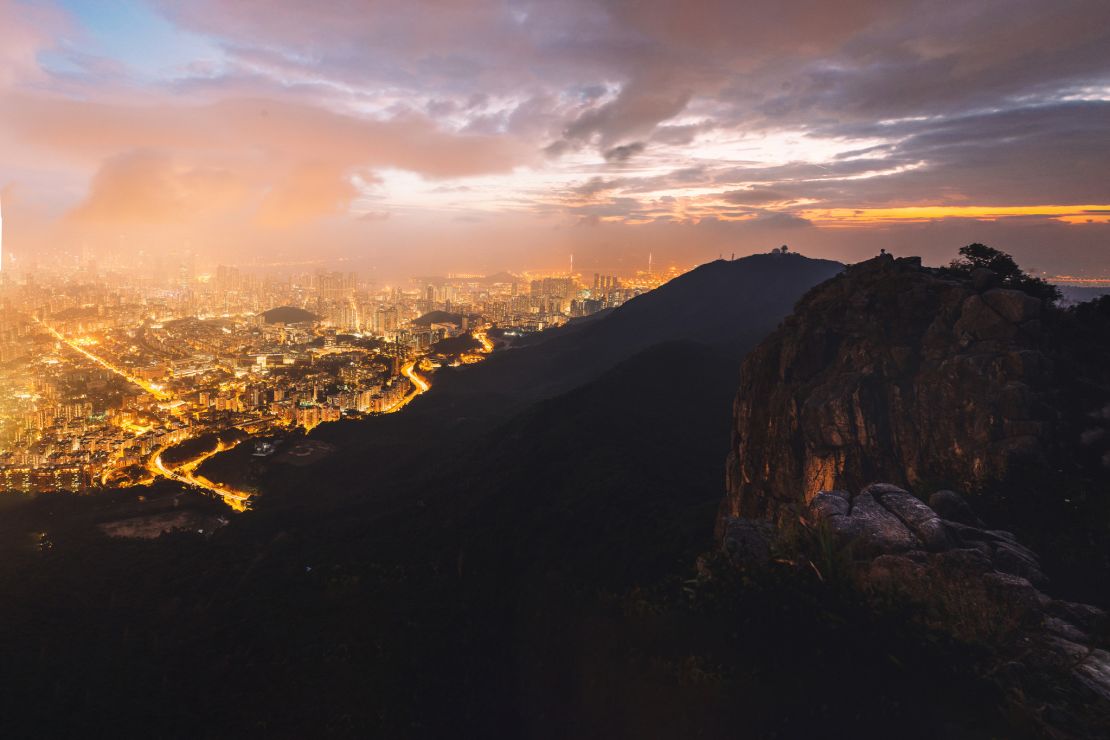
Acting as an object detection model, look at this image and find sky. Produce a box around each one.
[1,0,1109,279]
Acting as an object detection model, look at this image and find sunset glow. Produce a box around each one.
[0,0,1108,275]
[799,205,1110,226]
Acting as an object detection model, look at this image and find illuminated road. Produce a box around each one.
[475,330,494,353]
[381,361,430,414]
[35,318,173,401]
[403,361,430,393]
[38,312,454,501]
[151,443,251,512]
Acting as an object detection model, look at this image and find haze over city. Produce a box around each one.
[2,0,1109,279]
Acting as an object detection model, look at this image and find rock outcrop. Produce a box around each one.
[715,254,1110,735]
[723,486,1110,736]
[721,253,1110,526]
[806,484,1045,583]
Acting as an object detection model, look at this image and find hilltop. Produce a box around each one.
[260,305,318,324]
[421,252,843,418]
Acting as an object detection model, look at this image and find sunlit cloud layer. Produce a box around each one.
[1,0,1109,275]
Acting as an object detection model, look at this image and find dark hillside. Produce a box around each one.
[263,253,842,507]
[421,253,842,418]
[0,332,1011,738]
[261,305,318,324]
[0,252,1050,738]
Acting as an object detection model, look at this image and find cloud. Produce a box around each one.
[256,163,357,227]
[0,92,534,231]
[0,0,1108,275]
[0,0,68,88]
[1,94,529,178]
[357,210,392,221]
[570,177,621,197]
[747,211,814,229]
[602,142,645,163]
[70,150,248,224]
[562,81,690,150]
[721,187,794,205]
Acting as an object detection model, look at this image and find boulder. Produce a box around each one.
[789,483,1110,732]
[808,486,1048,587]
[928,489,984,526]
[971,267,999,292]
[982,288,1042,324]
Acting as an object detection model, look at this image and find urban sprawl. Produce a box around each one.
[0,252,678,509]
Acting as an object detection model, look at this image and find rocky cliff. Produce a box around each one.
[721,253,1110,526]
[716,253,1110,735]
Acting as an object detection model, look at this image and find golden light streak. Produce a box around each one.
[34,318,173,401]
[1051,275,1110,286]
[798,204,1110,226]
[150,442,252,512]
[405,361,431,394]
[372,361,432,415]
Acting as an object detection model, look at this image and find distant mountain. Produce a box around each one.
[421,252,843,418]
[266,252,842,506]
[480,270,519,284]
[1058,284,1110,305]
[261,305,318,324]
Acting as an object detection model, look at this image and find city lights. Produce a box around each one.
[0,258,677,505]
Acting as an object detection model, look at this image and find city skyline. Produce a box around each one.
[0,239,679,500]
[1,0,1109,279]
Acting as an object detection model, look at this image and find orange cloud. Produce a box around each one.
[70,150,249,224]
[1,94,530,178]
[797,204,1110,226]
[0,92,533,229]
[256,163,357,228]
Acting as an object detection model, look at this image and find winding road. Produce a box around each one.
[151,442,252,512]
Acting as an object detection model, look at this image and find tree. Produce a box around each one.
[947,243,1060,303]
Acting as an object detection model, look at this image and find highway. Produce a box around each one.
[151,443,252,512]
[39,315,455,505]
[381,361,430,414]
[475,330,494,353]
[403,360,431,393]
[35,318,173,401]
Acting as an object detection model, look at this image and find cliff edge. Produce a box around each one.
[721,253,1109,529]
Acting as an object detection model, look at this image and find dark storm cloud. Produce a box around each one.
[562,83,691,151]
[152,1,1110,169]
[604,100,1110,214]
[806,101,1110,206]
